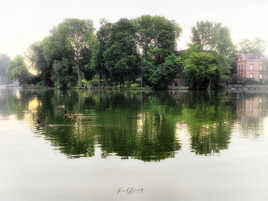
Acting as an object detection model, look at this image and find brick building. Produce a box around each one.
[237,53,265,80]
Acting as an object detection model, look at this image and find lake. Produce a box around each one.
[1,88,268,201]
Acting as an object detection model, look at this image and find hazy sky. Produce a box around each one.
[1,0,268,57]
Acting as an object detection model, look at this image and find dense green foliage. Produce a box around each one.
[142,48,182,89]
[186,21,237,89]
[94,15,182,89]
[96,19,140,85]
[28,18,96,89]
[8,17,258,90]
[22,16,183,89]
[183,49,221,90]
[135,16,182,89]
[135,15,181,55]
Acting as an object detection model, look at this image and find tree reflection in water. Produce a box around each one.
[1,88,267,161]
[171,92,235,155]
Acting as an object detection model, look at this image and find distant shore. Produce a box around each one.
[2,83,268,94]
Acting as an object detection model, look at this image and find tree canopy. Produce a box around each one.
[28,18,96,89]
[183,48,221,90]
[135,15,182,55]
[100,18,140,85]
[94,15,182,89]
[188,21,237,86]
[136,16,182,89]
[191,21,235,56]
[5,17,245,90]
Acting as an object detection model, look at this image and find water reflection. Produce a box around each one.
[171,92,235,155]
[235,94,266,137]
[1,88,267,161]
[0,88,34,119]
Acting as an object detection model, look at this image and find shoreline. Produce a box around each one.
[2,84,268,94]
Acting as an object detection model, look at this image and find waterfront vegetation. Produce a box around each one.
[0,16,266,90]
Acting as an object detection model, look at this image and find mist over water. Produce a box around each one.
[1,88,268,201]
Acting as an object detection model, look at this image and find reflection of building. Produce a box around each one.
[236,95,265,137]
[236,95,264,119]
[237,53,265,80]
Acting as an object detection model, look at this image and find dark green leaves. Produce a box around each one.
[183,49,221,90]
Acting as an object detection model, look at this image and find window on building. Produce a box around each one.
[250,64,254,72]
[260,65,263,71]
[250,74,253,78]
[260,74,263,79]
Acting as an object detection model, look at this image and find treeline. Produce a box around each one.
[3,15,266,90]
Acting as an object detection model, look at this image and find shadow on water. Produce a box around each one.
[1,88,268,161]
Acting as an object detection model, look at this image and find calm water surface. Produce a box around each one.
[1,88,268,201]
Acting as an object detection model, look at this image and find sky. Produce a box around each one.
[1,0,268,58]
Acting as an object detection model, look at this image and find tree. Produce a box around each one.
[135,15,182,56]
[183,48,221,90]
[94,21,113,81]
[135,15,182,89]
[26,16,183,90]
[96,18,140,85]
[142,47,182,90]
[49,19,96,88]
[29,18,96,89]
[65,19,96,87]
[8,56,32,85]
[27,42,52,86]
[191,21,236,78]
[238,38,266,55]
[192,21,220,51]
[191,21,235,55]
[0,54,11,82]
